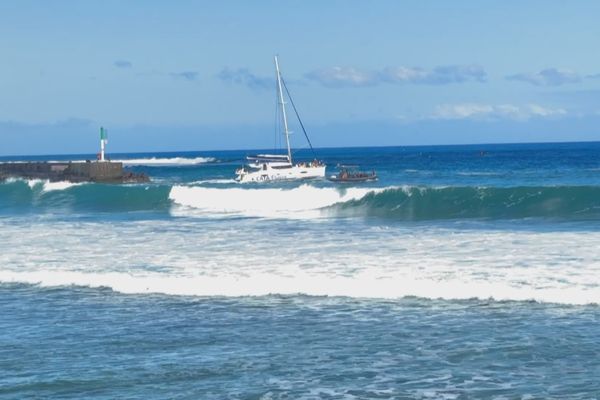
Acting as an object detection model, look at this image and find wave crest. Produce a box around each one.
[116,157,216,166]
[330,185,600,220]
[169,184,376,217]
[0,178,171,212]
[3,179,600,220]
[2,270,598,305]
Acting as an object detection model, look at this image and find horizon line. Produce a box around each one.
[1,139,599,159]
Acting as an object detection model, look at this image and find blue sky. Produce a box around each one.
[1,1,600,155]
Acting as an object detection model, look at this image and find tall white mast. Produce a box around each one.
[275,56,292,163]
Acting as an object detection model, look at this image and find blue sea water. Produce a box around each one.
[1,142,600,399]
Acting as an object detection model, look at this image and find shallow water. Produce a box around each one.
[2,285,599,399]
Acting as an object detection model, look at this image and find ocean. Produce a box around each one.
[1,142,600,399]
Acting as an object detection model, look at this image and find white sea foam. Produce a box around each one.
[26,179,44,189]
[169,184,379,217]
[456,171,500,176]
[1,218,599,305]
[2,269,599,305]
[187,178,238,185]
[115,157,216,166]
[3,178,81,192]
[41,181,83,192]
[0,177,42,187]
[26,179,82,192]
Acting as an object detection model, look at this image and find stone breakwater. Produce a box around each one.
[0,161,150,183]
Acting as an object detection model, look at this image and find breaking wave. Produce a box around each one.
[115,156,216,166]
[2,269,599,305]
[169,184,376,217]
[0,178,170,212]
[2,178,600,220]
[329,185,600,220]
[23,179,84,192]
[170,184,600,220]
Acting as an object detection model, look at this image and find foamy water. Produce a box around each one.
[1,218,598,305]
[116,156,216,166]
[19,178,83,192]
[169,184,380,217]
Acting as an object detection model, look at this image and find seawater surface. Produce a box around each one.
[1,142,600,399]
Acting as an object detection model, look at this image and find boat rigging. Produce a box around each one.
[235,56,326,183]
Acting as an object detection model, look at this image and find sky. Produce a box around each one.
[1,0,600,155]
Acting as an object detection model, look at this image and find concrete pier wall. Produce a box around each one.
[67,162,123,181]
[0,161,148,183]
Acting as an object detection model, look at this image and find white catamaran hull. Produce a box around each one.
[236,164,326,183]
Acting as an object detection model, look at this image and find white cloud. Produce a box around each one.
[527,104,567,117]
[432,103,567,120]
[434,104,494,119]
[382,65,486,85]
[506,68,580,86]
[305,67,377,88]
[381,66,429,82]
[305,64,486,88]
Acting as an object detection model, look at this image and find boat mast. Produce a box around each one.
[275,56,292,164]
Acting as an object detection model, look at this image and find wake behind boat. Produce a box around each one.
[235,56,326,183]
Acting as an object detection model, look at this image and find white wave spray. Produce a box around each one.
[2,269,599,305]
[115,157,216,166]
[8,178,84,192]
[1,219,600,305]
[169,184,379,217]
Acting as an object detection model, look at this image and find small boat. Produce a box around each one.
[235,56,326,183]
[328,166,377,183]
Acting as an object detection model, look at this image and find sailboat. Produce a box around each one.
[235,56,326,183]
